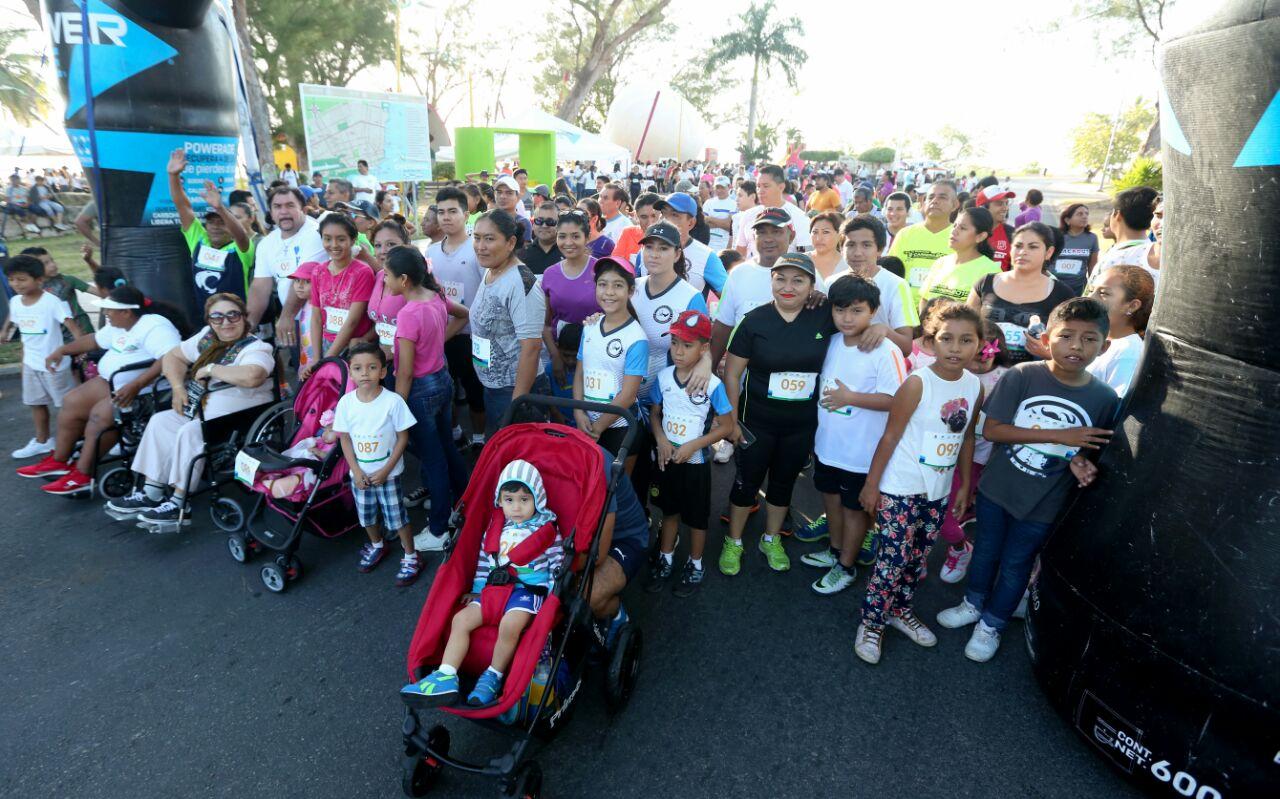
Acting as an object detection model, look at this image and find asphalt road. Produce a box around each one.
[0,373,1140,799]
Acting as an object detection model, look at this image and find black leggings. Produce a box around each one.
[729,421,815,508]
[444,334,486,414]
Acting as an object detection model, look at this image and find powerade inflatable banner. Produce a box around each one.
[44,0,239,323]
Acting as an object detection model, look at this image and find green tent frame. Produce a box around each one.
[454,127,556,187]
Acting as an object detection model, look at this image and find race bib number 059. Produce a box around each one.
[767,371,816,401]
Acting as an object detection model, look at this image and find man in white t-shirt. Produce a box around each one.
[702,176,737,252]
[732,164,812,257]
[599,183,631,242]
[712,206,796,365]
[1089,186,1161,290]
[350,160,380,199]
[834,168,855,208]
[281,164,300,188]
[828,216,916,355]
[247,186,327,344]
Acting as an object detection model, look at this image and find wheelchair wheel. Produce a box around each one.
[97,464,135,500]
[603,625,642,713]
[247,399,296,450]
[209,497,245,533]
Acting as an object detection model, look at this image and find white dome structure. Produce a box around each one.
[602,84,709,162]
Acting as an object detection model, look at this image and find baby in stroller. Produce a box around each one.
[401,459,564,708]
[254,409,338,500]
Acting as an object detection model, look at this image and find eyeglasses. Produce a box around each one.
[532,218,557,226]
[208,311,244,325]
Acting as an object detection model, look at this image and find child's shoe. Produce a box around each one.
[11,437,54,459]
[965,621,1001,662]
[939,541,973,584]
[855,528,877,566]
[718,536,743,576]
[395,553,422,587]
[672,558,704,597]
[800,548,838,568]
[17,454,71,479]
[811,564,854,595]
[888,610,937,647]
[937,598,982,629]
[466,668,503,706]
[644,556,674,593]
[757,535,790,572]
[794,514,828,543]
[357,542,386,572]
[853,623,884,664]
[400,670,460,706]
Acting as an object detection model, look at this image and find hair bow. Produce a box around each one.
[981,340,1001,360]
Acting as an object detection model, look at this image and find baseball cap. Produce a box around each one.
[752,207,793,229]
[975,185,1016,205]
[495,175,520,192]
[298,185,317,201]
[287,261,315,281]
[674,179,695,192]
[640,220,682,248]
[533,184,551,198]
[655,192,698,217]
[770,251,816,278]
[337,199,378,219]
[669,309,712,342]
[714,176,731,187]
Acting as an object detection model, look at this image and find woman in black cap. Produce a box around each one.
[721,251,834,577]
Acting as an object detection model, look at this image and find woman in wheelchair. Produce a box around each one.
[18,286,184,495]
[106,293,274,524]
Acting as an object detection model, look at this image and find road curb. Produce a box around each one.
[0,363,20,376]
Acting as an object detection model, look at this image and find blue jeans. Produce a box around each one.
[482,376,549,436]
[965,492,1055,631]
[406,369,469,534]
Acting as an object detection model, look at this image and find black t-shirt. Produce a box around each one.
[518,241,563,276]
[728,302,835,429]
[974,273,1076,365]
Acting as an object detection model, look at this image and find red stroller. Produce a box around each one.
[226,357,361,593]
[400,396,643,799]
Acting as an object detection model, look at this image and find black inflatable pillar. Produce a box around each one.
[44,0,239,326]
[1027,2,1280,797]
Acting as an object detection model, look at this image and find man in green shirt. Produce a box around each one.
[168,147,253,303]
[887,179,958,305]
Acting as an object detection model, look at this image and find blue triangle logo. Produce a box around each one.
[65,0,177,117]
[1235,90,1280,168]
[1160,85,1191,156]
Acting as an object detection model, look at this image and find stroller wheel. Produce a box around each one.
[210,497,246,533]
[501,761,542,799]
[227,534,250,564]
[260,562,288,593]
[97,464,134,500]
[401,724,449,797]
[603,625,643,713]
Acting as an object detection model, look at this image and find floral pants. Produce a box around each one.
[860,492,947,627]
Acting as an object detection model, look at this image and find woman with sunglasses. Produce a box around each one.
[575,197,617,259]
[542,209,602,385]
[104,293,274,525]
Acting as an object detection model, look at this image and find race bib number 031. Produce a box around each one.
[584,367,620,402]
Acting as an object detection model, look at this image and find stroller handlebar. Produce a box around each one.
[501,394,640,470]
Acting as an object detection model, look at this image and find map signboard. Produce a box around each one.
[298,84,433,181]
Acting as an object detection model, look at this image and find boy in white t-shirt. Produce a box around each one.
[4,255,82,459]
[333,343,420,586]
[802,275,906,595]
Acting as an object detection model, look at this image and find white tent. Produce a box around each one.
[437,108,632,168]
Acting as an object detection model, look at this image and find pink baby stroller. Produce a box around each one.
[226,357,361,593]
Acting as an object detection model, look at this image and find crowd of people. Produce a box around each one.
[3,152,1166,666]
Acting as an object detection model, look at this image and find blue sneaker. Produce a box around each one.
[466,668,504,706]
[400,669,460,707]
[357,542,386,573]
[794,515,829,543]
[605,605,630,650]
[856,528,878,566]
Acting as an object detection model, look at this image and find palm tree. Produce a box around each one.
[0,27,48,127]
[706,0,806,162]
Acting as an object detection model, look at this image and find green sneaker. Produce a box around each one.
[856,528,878,566]
[719,537,744,576]
[758,535,791,572]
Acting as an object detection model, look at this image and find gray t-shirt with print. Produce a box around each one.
[1049,231,1099,296]
[978,361,1119,523]
[469,264,546,389]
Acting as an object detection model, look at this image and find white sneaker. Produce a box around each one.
[937,598,982,629]
[1012,589,1030,619]
[888,610,937,647]
[811,565,855,595]
[712,439,733,463]
[799,549,837,568]
[964,621,1001,662]
[853,623,883,664]
[11,437,55,459]
[939,541,973,584]
[413,529,450,552]
[23,223,39,234]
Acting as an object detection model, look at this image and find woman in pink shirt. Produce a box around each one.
[365,219,412,360]
[384,246,470,543]
[302,214,375,380]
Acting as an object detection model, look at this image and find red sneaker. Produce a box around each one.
[41,468,93,496]
[17,455,71,479]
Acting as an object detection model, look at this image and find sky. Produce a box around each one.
[6,0,1210,172]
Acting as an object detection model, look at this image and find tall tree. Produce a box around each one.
[243,0,396,154]
[532,0,671,127]
[1071,98,1156,182]
[706,0,806,164]
[232,0,275,179]
[0,27,47,127]
[401,0,478,124]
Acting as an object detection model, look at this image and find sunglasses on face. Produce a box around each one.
[208,310,244,325]
[532,217,557,226]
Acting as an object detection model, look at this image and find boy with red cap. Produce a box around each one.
[645,310,736,596]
